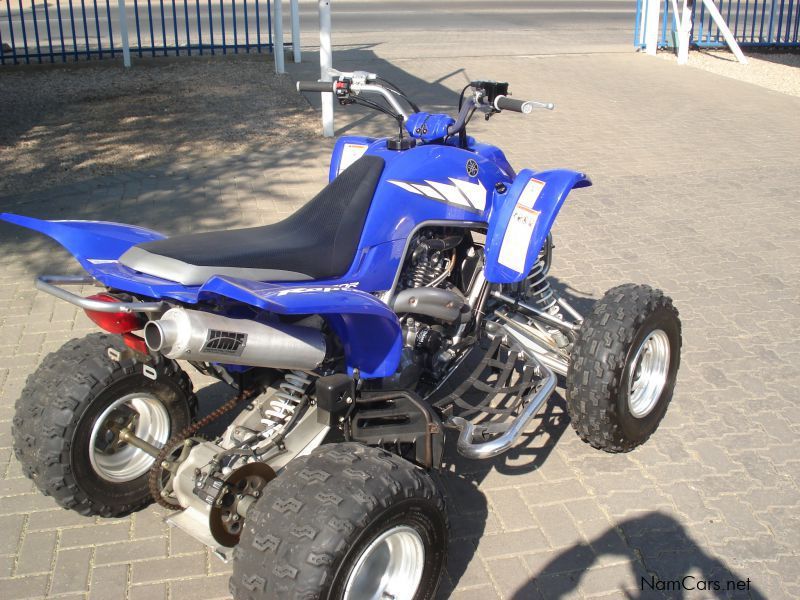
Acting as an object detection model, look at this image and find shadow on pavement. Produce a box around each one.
[511,511,765,599]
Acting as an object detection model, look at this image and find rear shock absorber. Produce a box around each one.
[260,371,313,437]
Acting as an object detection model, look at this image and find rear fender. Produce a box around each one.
[198,276,402,379]
[0,213,165,274]
[484,169,591,283]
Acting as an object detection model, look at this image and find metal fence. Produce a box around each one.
[635,0,800,48]
[1,0,273,65]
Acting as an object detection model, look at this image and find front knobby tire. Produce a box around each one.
[231,443,448,600]
[566,284,681,453]
[12,333,196,517]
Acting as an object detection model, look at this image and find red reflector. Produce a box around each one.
[123,333,149,355]
[83,294,145,334]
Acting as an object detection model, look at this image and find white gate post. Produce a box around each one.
[274,0,285,73]
[319,0,334,137]
[700,0,748,64]
[117,0,131,68]
[645,0,661,55]
[290,0,301,63]
[677,0,693,64]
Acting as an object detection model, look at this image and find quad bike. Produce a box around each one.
[1,71,681,599]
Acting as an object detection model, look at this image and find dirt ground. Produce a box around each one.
[656,49,800,98]
[0,54,318,198]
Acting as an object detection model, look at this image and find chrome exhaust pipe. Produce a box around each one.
[144,308,326,370]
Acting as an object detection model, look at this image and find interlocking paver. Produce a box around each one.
[15,530,57,576]
[50,547,92,595]
[88,564,128,600]
[0,42,798,600]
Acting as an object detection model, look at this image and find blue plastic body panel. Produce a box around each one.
[198,277,402,378]
[484,169,591,283]
[405,112,455,142]
[1,132,589,379]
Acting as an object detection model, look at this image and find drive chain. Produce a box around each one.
[148,386,261,509]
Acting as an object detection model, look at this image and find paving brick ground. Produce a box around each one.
[0,50,798,599]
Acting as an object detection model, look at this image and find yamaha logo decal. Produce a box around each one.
[466,159,479,177]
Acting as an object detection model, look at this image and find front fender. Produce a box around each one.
[484,169,591,283]
[198,276,403,379]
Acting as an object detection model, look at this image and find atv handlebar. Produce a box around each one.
[296,72,554,135]
[494,96,555,112]
[297,81,335,93]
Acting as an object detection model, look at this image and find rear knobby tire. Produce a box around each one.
[12,333,196,517]
[231,442,448,600]
[566,284,681,453]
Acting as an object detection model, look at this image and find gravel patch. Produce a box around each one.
[0,54,318,198]
[656,49,800,98]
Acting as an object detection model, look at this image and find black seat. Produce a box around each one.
[119,156,385,285]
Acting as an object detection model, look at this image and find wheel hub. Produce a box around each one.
[89,393,171,483]
[627,329,671,418]
[343,525,425,600]
[209,462,276,547]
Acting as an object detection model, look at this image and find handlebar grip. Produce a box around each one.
[494,96,535,114]
[296,81,336,93]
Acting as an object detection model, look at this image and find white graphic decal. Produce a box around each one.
[275,282,360,297]
[497,178,546,273]
[337,143,369,175]
[388,178,486,212]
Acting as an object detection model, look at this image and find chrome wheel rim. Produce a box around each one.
[89,393,170,482]
[627,329,671,418]
[343,525,425,600]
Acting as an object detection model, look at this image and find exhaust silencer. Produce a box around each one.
[144,308,326,370]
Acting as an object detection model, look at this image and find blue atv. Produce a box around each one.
[2,71,681,600]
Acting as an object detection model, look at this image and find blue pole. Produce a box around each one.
[80,0,90,59]
[93,0,103,59]
[207,0,214,54]
[735,0,742,38]
[159,0,167,56]
[171,0,179,55]
[244,0,249,52]
[134,0,144,57]
[31,0,43,63]
[183,0,190,55]
[220,0,226,54]
[68,0,78,61]
[256,0,261,51]
[777,0,786,40]
[768,0,776,42]
[267,0,271,52]
[5,0,18,64]
[146,0,155,56]
[56,0,66,62]
[17,0,30,64]
[232,0,238,53]
[106,0,115,58]
[196,0,202,54]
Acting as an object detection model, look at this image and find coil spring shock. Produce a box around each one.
[524,255,559,313]
[260,371,313,436]
[409,253,445,287]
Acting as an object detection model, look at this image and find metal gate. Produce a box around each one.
[635,0,800,48]
[1,0,273,65]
